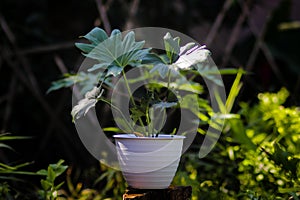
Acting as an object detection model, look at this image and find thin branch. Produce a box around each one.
[0,14,40,94]
[222,1,249,66]
[0,18,79,157]
[53,55,100,126]
[205,0,232,46]
[243,2,287,86]
[95,0,111,34]
[244,2,268,70]
[52,55,111,153]
[124,0,140,30]
[4,42,75,58]
[3,54,62,125]
[0,15,78,142]
[1,49,77,160]
[260,43,287,85]
[54,54,68,74]
[0,14,16,43]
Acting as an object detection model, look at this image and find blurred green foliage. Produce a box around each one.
[0,133,37,200]
[173,88,300,199]
[37,159,68,200]
[0,87,299,199]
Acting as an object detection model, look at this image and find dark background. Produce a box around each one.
[0,0,299,170]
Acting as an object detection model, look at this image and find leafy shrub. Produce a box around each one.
[231,88,300,199]
[173,88,300,199]
[37,159,68,200]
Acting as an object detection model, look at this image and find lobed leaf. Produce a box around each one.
[163,32,180,63]
[80,27,108,46]
[76,28,149,78]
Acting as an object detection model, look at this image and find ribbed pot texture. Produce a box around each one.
[114,134,185,189]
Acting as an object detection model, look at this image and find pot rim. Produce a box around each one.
[113,134,185,140]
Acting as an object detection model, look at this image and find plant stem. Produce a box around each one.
[96,70,107,88]
[100,98,135,134]
[167,69,171,90]
[145,105,153,137]
[120,70,147,135]
[122,70,136,107]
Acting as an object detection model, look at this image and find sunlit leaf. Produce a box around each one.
[71,87,104,121]
[175,46,210,70]
[153,101,178,109]
[76,28,150,78]
[163,32,180,63]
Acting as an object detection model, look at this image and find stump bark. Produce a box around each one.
[123,186,192,200]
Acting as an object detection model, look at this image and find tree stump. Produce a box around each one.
[123,186,192,200]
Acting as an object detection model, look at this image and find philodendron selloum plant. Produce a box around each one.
[49,28,217,136]
[49,27,238,189]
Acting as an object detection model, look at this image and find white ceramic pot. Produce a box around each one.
[114,134,185,189]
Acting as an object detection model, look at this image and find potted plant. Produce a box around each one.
[49,27,229,189]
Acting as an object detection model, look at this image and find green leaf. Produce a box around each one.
[225,68,243,112]
[0,143,13,151]
[126,49,150,66]
[48,72,95,93]
[37,169,48,176]
[94,171,110,185]
[150,63,170,78]
[106,65,123,77]
[148,106,167,135]
[0,162,17,171]
[41,179,52,191]
[113,117,135,133]
[163,32,180,63]
[141,53,165,65]
[54,181,65,190]
[264,143,300,177]
[111,29,121,36]
[228,119,256,150]
[176,82,204,94]
[195,63,223,86]
[0,162,33,172]
[130,107,145,123]
[76,28,149,78]
[103,127,124,133]
[174,46,210,70]
[80,27,108,46]
[47,167,56,183]
[48,72,110,95]
[179,42,196,55]
[10,161,33,169]
[180,94,207,119]
[278,187,300,194]
[87,62,108,72]
[122,31,136,52]
[218,68,247,75]
[55,159,65,166]
[51,165,68,177]
[75,43,95,54]
[0,133,31,141]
